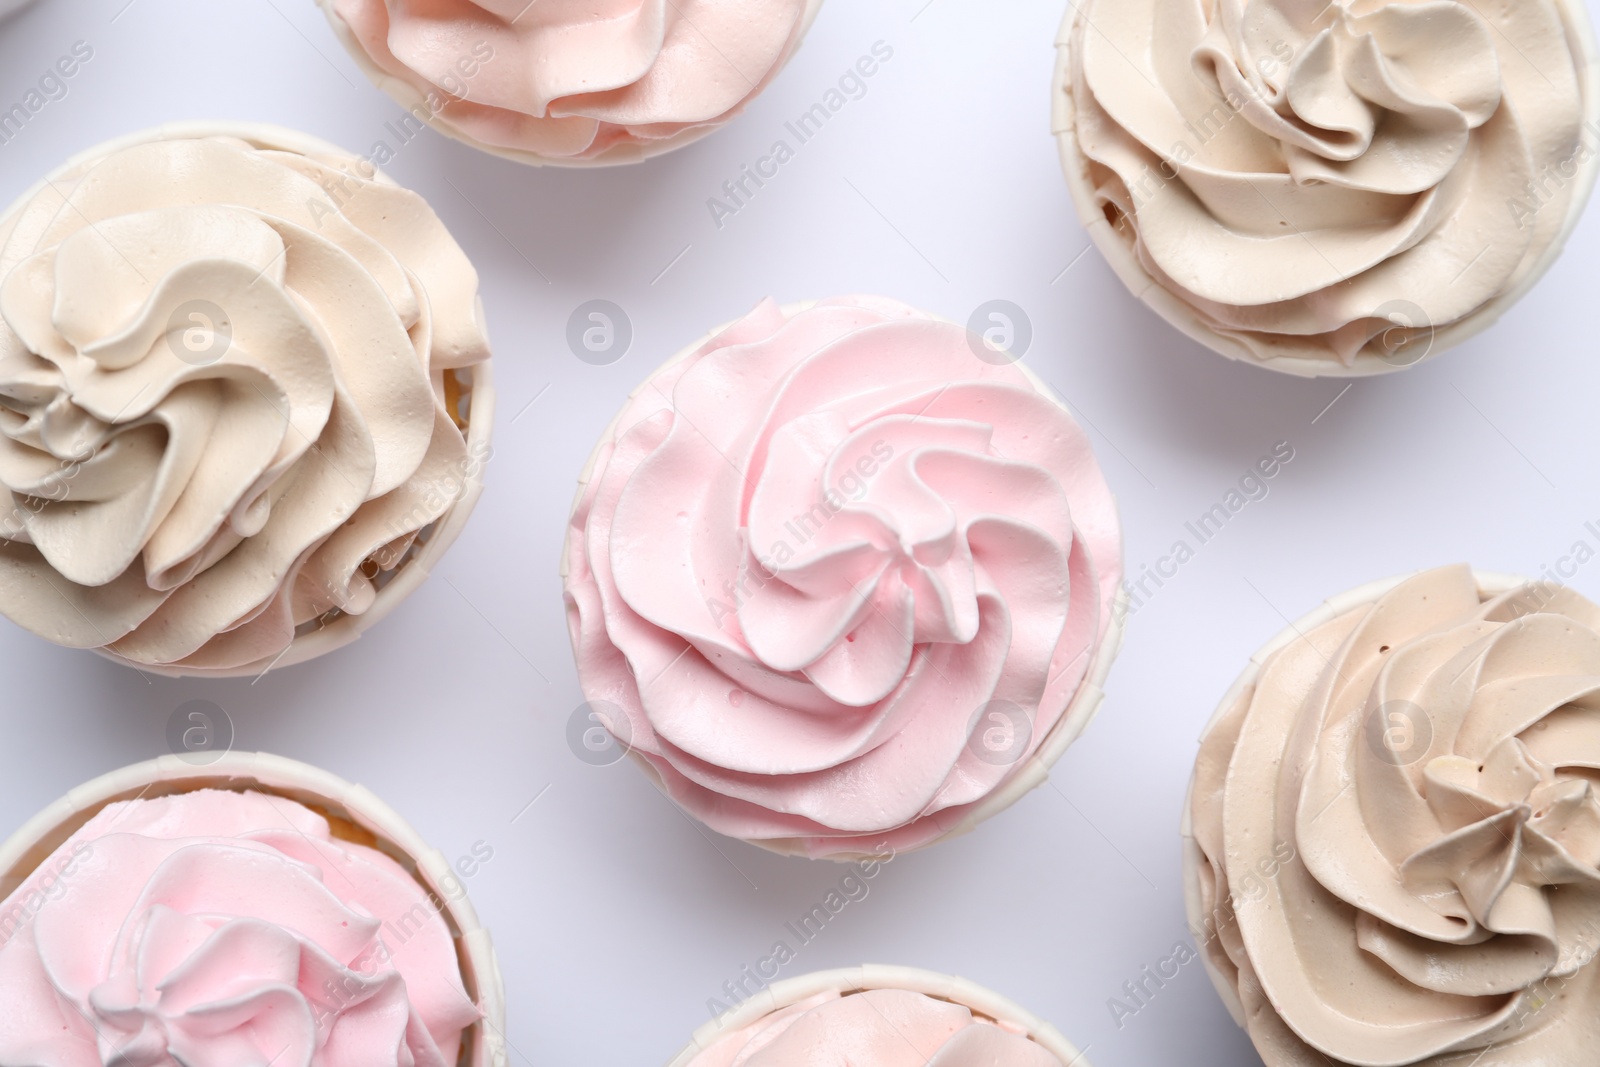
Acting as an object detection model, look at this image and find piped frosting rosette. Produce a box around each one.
[564,297,1123,860]
[0,124,494,676]
[1055,0,1600,375]
[1185,565,1600,1065]
[669,965,1088,1067]
[318,0,825,167]
[0,752,505,1067]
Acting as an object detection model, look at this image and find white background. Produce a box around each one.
[2,1,1598,1064]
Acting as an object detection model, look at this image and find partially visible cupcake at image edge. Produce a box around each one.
[1054,0,1600,376]
[0,123,495,677]
[0,752,505,1066]
[318,0,826,167]
[563,296,1124,861]
[670,965,1087,1067]
[1186,564,1600,1065]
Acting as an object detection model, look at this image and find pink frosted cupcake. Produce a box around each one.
[0,753,504,1066]
[318,0,826,166]
[672,965,1088,1066]
[564,297,1124,860]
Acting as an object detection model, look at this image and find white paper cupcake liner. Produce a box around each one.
[0,751,508,1067]
[316,0,826,169]
[1178,568,1527,1022]
[562,301,1126,862]
[667,964,1090,1067]
[1051,0,1600,378]
[0,121,497,680]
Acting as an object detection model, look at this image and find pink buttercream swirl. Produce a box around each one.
[687,987,1064,1066]
[565,297,1123,858]
[324,0,816,163]
[0,791,479,1067]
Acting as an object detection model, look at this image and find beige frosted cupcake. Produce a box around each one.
[317,0,826,167]
[0,751,505,1066]
[1184,565,1600,1064]
[563,296,1125,861]
[672,965,1087,1066]
[0,123,494,677]
[1054,0,1600,376]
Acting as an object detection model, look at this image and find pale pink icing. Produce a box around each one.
[0,790,479,1067]
[687,988,1062,1067]
[564,297,1123,858]
[324,0,814,163]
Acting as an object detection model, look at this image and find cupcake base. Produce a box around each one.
[317,0,827,168]
[669,964,1090,1067]
[1051,0,1600,377]
[1179,568,1526,1026]
[0,751,507,1067]
[563,300,1125,863]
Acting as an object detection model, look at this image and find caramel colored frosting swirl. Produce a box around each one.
[0,127,490,672]
[323,0,816,163]
[687,987,1062,1067]
[1065,0,1593,368]
[1188,565,1600,1064]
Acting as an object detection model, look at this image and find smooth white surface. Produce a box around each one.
[0,3,1596,1065]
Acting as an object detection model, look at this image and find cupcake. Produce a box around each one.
[671,965,1087,1067]
[1185,564,1600,1065]
[318,0,826,167]
[0,752,504,1065]
[564,297,1124,860]
[0,123,494,677]
[1054,0,1600,376]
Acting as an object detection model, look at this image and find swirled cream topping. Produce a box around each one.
[0,790,479,1067]
[323,0,814,163]
[1065,0,1591,367]
[0,128,490,672]
[688,987,1062,1066]
[1189,565,1600,1065]
[565,297,1122,858]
